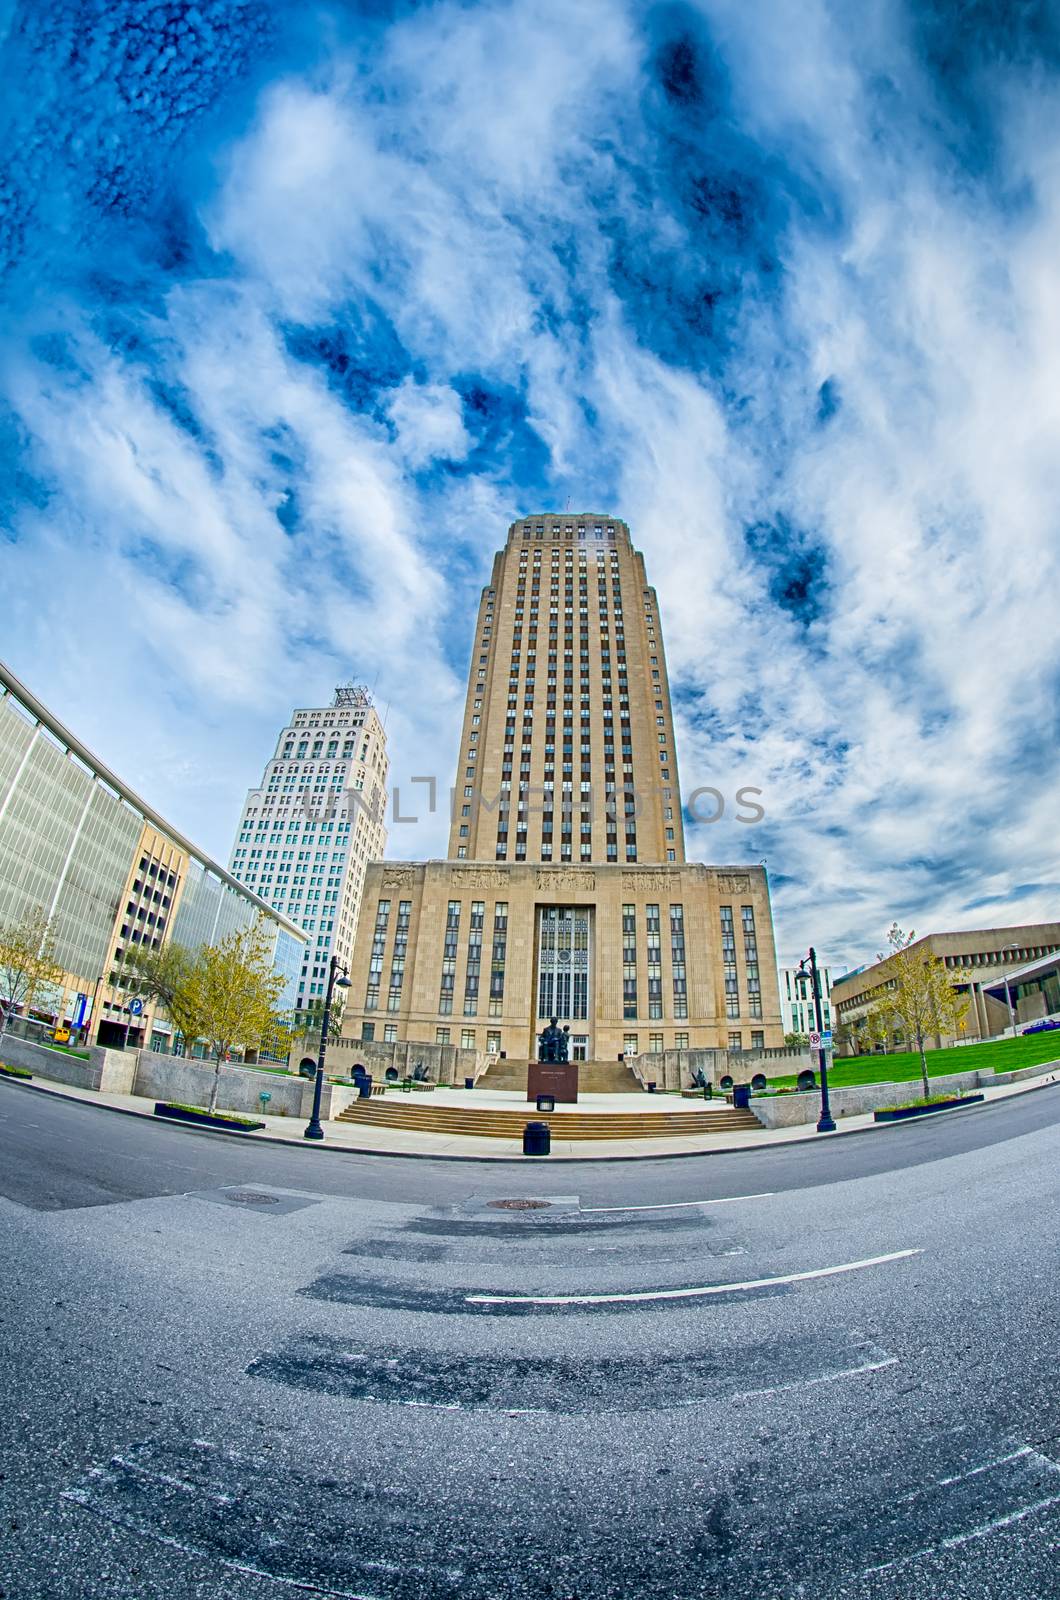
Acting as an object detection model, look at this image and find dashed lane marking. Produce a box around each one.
[579,1193,774,1213]
[465,1248,924,1306]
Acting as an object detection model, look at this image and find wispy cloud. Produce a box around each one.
[3,0,1059,968]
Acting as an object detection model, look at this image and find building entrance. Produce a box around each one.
[535,906,592,1057]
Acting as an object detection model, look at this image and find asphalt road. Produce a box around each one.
[1,1080,1059,1599]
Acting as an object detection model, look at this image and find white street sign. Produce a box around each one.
[809,1030,822,1049]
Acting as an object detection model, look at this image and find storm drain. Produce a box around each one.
[225,1191,281,1206]
[487,1199,552,1211]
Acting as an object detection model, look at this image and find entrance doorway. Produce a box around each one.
[535,906,592,1057]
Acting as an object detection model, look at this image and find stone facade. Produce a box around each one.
[343,860,783,1061]
[342,513,784,1068]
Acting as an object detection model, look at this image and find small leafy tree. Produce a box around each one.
[184,920,287,1113]
[123,942,208,1055]
[783,1031,808,1049]
[0,907,66,1042]
[862,1005,894,1055]
[865,924,968,1100]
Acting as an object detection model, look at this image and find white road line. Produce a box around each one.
[865,1495,1060,1576]
[933,1447,1036,1491]
[579,1193,774,1213]
[865,1447,1060,1575]
[737,1356,899,1400]
[465,1248,924,1306]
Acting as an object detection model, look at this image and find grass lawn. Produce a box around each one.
[765,1031,1060,1092]
[40,1041,90,1061]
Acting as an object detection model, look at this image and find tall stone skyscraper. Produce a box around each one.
[344,514,782,1068]
[228,685,388,1015]
[446,514,685,866]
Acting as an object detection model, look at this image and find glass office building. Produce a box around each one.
[0,662,305,1046]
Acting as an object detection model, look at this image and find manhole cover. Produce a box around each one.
[224,1191,280,1206]
[487,1198,551,1211]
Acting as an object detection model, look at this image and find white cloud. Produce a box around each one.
[4,0,1060,971]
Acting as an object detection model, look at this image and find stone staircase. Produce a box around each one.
[335,1099,760,1140]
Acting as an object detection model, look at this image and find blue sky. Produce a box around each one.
[3,0,1060,970]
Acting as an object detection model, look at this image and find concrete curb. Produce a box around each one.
[2,1069,1058,1164]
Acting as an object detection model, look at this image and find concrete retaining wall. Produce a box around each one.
[330,1036,489,1085]
[750,1058,1060,1127]
[130,1051,308,1117]
[629,1045,811,1093]
[1,1035,108,1089]
[0,1037,360,1121]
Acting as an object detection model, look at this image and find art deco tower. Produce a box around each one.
[446,514,686,866]
[343,514,782,1074]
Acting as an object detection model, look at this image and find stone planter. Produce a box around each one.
[873,1093,984,1123]
[154,1103,265,1133]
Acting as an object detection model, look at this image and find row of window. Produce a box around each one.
[622,1031,766,1055]
[359,899,761,1023]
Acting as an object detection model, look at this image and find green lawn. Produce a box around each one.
[765,1031,1060,1092]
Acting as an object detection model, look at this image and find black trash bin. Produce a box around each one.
[536,1094,556,1112]
[732,1082,751,1110]
[646,1081,657,1093]
[464,1076,475,1090]
[523,1120,551,1156]
[358,1075,373,1100]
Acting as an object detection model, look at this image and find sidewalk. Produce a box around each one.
[2,1065,1057,1161]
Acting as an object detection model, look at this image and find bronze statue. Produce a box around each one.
[537,1015,570,1063]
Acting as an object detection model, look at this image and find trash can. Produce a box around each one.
[358,1075,373,1099]
[523,1120,551,1156]
[536,1094,556,1112]
[732,1082,751,1109]
[646,1081,657,1093]
[464,1076,475,1090]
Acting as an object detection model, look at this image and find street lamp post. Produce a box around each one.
[998,944,1021,1038]
[303,954,350,1142]
[796,946,836,1134]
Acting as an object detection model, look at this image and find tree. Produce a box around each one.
[123,942,207,1054]
[0,907,65,1042]
[864,924,968,1100]
[861,1005,894,1055]
[783,1031,808,1049]
[183,920,287,1113]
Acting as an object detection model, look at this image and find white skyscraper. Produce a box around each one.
[228,685,389,1013]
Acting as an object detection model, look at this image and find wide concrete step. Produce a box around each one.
[335,1102,760,1140]
[479,1062,641,1094]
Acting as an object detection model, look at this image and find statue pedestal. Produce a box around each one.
[527,1060,579,1104]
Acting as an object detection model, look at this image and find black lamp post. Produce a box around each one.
[796,946,836,1134]
[303,954,350,1142]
